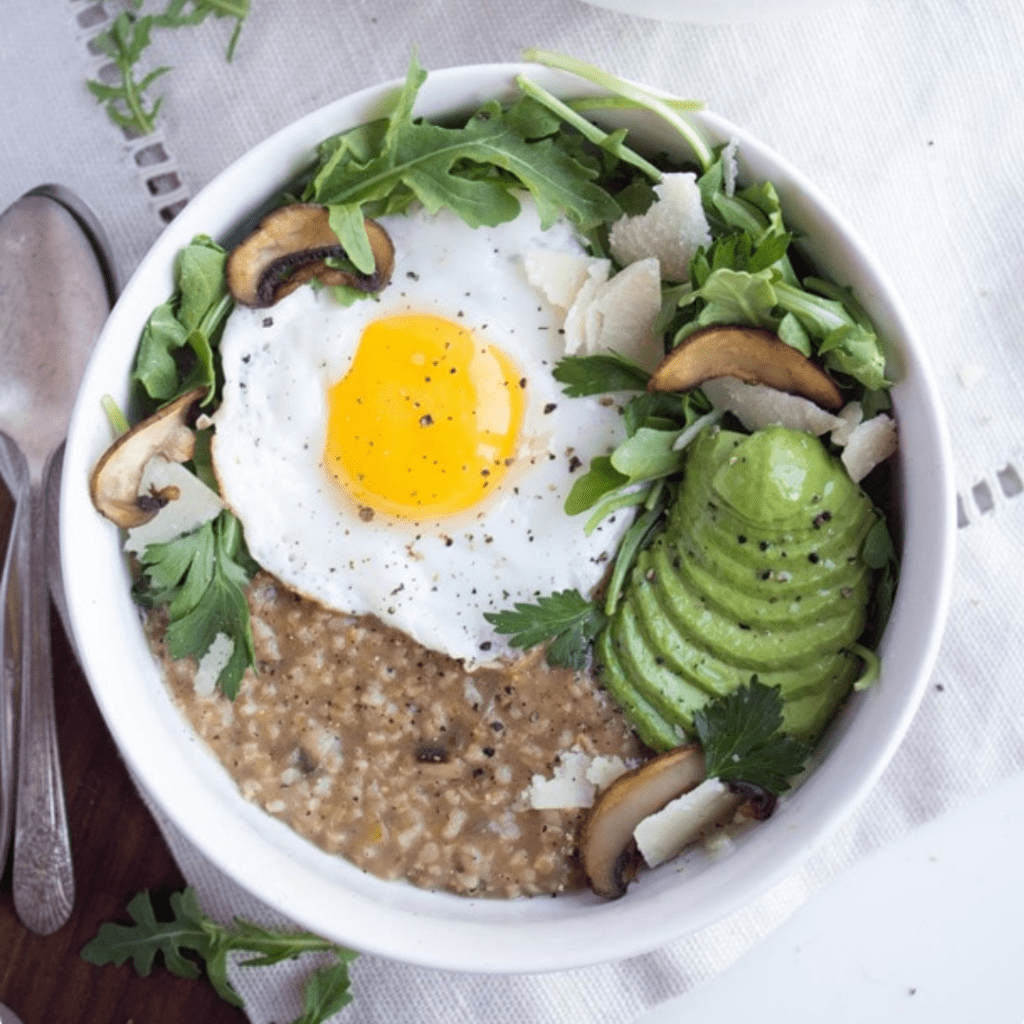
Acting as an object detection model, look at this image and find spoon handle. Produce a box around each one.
[12,473,74,934]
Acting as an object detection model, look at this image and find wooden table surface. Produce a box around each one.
[1,484,247,1024]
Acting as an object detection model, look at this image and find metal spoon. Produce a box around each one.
[0,1000,27,1024]
[0,185,115,933]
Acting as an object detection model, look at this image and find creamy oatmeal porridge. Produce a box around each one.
[148,572,645,898]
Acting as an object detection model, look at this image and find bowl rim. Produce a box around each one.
[59,60,956,973]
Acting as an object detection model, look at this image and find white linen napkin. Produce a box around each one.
[12,0,1024,1020]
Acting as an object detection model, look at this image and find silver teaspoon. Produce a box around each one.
[0,186,114,933]
[0,1000,27,1024]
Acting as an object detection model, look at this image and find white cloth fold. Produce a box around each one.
[9,0,1024,1020]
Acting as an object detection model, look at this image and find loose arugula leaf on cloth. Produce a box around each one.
[483,589,607,671]
[133,235,233,411]
[694,680,810,796]
[82,887,358,1024]
[135,510,257,699]
[87,5,170,135]
[154,0,251,61]
[88,0,251,135]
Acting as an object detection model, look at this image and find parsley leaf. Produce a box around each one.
[693,680,810,795]
[136,511,257,699]
[81,887,357,1024]
[484,589,606,671]
[552,352,651,396]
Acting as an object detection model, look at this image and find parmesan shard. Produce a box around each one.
[609,172,712,282]
[527,749,596,809]
[840,413,898,483]
[582,258,663,372]
[830,401,864,446]
[523,248,597,310]
[563,259,611,354]
[633,777,740,869]
[701,376,844,435]
[123,455,226,554]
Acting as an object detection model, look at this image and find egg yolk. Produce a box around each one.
[325,313,525,519]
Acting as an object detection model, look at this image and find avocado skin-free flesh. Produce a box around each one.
[598,424,879,752]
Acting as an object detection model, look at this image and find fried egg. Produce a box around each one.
[212,198,631,664]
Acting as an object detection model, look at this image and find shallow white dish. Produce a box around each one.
[61,62,954,973]
[576,0,850,24]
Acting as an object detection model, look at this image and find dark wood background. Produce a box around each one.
[1,481,246,1024]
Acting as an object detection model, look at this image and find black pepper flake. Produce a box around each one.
[420,414,434,427]
[261,317,273,328]
[808,552,820,563]
[482,747,495,757]
[813,510,833,528]
[568,455,582,472]
[544,402,557,414]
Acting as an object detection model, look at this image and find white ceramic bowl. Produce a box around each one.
[576,0,850,24]
[60,62,954,973]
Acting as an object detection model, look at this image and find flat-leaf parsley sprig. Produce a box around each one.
[695,680,811,796]
[81,887,358,1024]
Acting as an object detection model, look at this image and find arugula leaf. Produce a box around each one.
[484,590,606,671]
[87,7,170,135]
[133,235,232,409]
[88,0,250,134]
[694,680,810,795]
[306,54,624,261]
[154,0,251,62]
[82,887,357,1024]
[136,511,257,699]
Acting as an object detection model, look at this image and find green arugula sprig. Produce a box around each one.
[88,0,250,135]
[695,680,810,796]
[133,234,232,411]
[82,887,357,1024]
[136,510,257,699]
[661,147,891,390]
[87,4,171,135]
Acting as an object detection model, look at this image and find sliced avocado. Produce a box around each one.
[595,628,681,752]
[598,423,881,748]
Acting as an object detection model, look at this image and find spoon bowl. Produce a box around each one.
[0,185,114,933]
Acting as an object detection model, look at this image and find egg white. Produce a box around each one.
[212,197,632,664]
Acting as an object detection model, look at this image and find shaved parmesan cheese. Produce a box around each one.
[527,750,636,809]
[609,172,711,281]
[840,413,898,483]
[523,248,598,310]
[829,401,864,446]
[194,632,235,697]
[633,777,736,869]
[563,259,611,354]
[579,258,663,371]
[701,376,843,435]
[585,754,632,789]
[124,455,225,554]
[527,749,596,809]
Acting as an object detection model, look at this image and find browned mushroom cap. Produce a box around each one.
[225,203,395,308]
[89,387,207,529]
[580,743,705,900]
[648,325,844,412]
